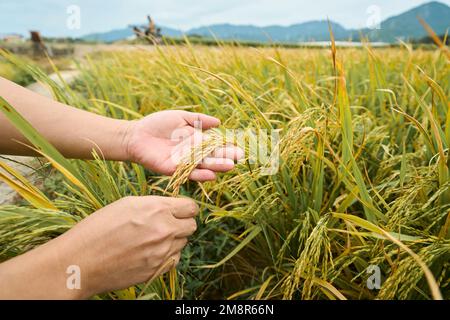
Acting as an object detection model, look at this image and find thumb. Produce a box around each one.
[182,111,221,130]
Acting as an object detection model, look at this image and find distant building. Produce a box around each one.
[0,33,25,43]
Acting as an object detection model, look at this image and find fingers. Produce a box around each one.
[170,238,188,255]
[170,125,196,143]
[182,111,221,130]
[198,157,235,172]
[187,147,244,179]
[173,217,197,238]
[159,238,188,275]
[188,168,216,181]
[165,197,199,219]
[129,196,199,218]
[212,146,245,161]
[193,146,244,174]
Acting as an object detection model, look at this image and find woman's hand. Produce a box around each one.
[0,196,198,299]
[123,110,243,181]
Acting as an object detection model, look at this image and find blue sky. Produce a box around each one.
[1,0,449,37]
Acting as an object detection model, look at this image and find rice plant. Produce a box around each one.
[0,38,449,300]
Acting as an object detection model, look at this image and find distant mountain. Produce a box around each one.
[82,1,450,43]
[189,21,348,42]
[83,28,134,42]
[361,1,450,42]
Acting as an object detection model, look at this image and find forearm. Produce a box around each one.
[0,77,131,161]
[0,236,88,299]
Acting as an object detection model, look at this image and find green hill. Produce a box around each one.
[82,1,450,43]
[362,1,450,42]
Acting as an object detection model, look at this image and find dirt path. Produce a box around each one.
[26,70,80,98]
[0,70,81,205]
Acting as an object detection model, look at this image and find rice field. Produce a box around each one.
[0,41,449,300]
[0,58,34,86]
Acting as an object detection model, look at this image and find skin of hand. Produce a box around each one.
[124,110,244,181]
[0,196,199,299]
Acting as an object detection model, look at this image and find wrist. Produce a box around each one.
[49,230,100,299]
[105,119,135,162]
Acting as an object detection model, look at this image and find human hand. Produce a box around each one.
[53,195,198,298]
[124,110,243,181]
